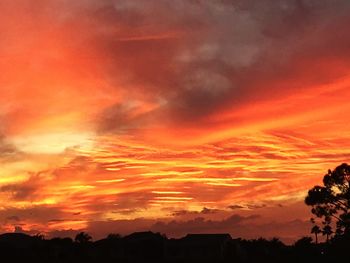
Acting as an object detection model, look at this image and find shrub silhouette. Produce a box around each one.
[75,232,92,243]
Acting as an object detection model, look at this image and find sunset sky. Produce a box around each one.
[1,0,350,243]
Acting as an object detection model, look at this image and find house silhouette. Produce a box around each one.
[123,231,165,262]
[165,233,238,262]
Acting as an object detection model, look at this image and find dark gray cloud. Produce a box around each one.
[82,212,308,243]
[151,214,260,237]
[0,135,22,162]
[86,218,154,239]
[81,214,261,240]
[3,0,349,133]
[0,205,309,243]
[228,205,245,210]
[85,0,350,132]
[1,0,350,133]
[0,180,38,201]
[13,226,41,236]
[172,207,221,217]
[0,205,70,225]
[0,172,47,201]
[5,215,20,222]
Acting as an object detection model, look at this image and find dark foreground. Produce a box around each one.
[0,231,349,263]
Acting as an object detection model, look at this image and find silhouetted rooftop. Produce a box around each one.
[124,231,164,241]
[181,233,232,245]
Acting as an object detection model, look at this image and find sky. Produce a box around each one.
[1,0,350,244]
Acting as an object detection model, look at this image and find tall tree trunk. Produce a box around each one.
[315,233,318,244]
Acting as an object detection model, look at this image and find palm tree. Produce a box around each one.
[311,225,321,244]
[322,225,333,242]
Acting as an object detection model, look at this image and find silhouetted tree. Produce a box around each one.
[294,236,313,248]
[322,224,333,242]
[34,233,45,241]
[107,233,121,239]
[305,163,350,236]
[74,232,92,243]
[311,225,321,244]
